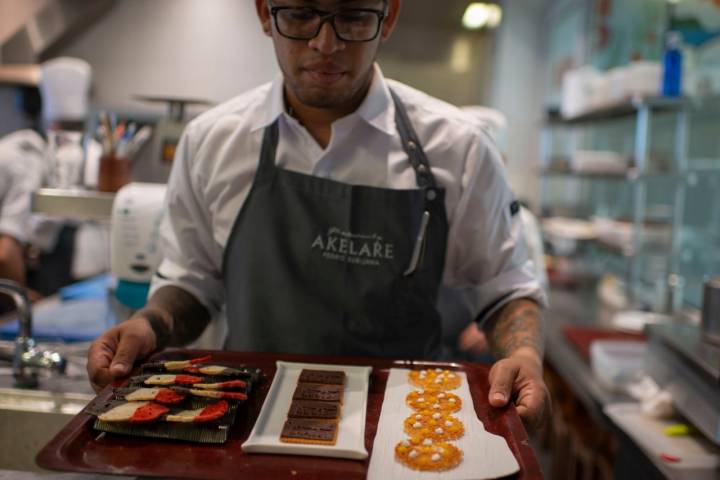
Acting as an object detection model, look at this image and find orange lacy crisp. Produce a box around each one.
[403,411,465,441]
[408,368,462,391]
[406,389,462,413]
[394,437,463,472]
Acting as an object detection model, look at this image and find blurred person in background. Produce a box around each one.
[0,87,46,312]
[0,57,102,313]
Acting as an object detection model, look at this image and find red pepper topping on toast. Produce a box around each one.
[130,403,170,423]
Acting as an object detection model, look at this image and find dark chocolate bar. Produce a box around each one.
[280,418,338,445]
[298,369,345,385]
[288,400,340,419]
[292,383,344,403]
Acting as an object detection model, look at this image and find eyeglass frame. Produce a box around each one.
[268,4,387,43]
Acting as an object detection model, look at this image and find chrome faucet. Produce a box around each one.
[0,280,66,388]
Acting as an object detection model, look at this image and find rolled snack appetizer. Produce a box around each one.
[123,387,187,405]
[172,385,247,401]
[192,379,247,390]
[142,355,213,372]
[172,387,248,401]
[165,400,229,423]
[189,388,247,401]
[183,366,260,381]
[144,374,204,386]
[98,401,169,423]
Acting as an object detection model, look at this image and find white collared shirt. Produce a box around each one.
[151,65,546,325]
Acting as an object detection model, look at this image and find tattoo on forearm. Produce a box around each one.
[485,300,544,359]
[148,286,211,347]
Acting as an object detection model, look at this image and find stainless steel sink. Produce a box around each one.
[0,343,94,473]
[0,389,93,472]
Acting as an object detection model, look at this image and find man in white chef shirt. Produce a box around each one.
[0,57,105,308]
[37,57,109,284]
[0,85,47,312]
[0,130,47,307]
[89,0,551,430]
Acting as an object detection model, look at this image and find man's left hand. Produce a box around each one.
[487,349,550,432]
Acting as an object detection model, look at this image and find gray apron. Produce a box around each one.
[222,90,448,358]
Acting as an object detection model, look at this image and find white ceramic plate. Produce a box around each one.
[241,361,372,460]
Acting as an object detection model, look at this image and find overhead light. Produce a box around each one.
[462,3,503,31]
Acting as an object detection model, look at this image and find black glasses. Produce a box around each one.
[269,5,386,42]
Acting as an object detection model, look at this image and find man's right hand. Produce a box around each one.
[87,316,158,392]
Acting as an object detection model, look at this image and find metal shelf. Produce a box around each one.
[546,95,689,125]
[0,64,40,86]
[540,93,703,309]
[540,167,628,180]
[590,237,671,258]
[31,189,115,220]
[686,159,720,172]
[539,167,682,181]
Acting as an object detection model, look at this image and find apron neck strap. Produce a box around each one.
[258,118,280,177]
[389,88,437,189]
[258,89,438,190]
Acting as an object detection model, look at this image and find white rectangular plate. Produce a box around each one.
[242,361,372,460]
[367,368,520,480]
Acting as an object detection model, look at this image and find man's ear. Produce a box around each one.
[256,0,273,37]
[380,0,401,42]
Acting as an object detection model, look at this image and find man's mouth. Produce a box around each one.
[302,63,347,86]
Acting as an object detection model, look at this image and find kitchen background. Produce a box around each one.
[1,0,720,478]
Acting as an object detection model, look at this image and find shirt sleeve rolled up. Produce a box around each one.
[442,129,547,326]
[149,125,226,319]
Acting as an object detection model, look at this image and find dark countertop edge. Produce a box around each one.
[543,288,634,425]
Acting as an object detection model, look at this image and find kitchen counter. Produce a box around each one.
[646,322,720,384]
[544,288,631,425]
[543,287,720,479]
[0,471,125,479]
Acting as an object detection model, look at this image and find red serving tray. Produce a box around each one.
[37,350,542,479]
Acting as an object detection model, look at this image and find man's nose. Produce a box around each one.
[308,21,345,54]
